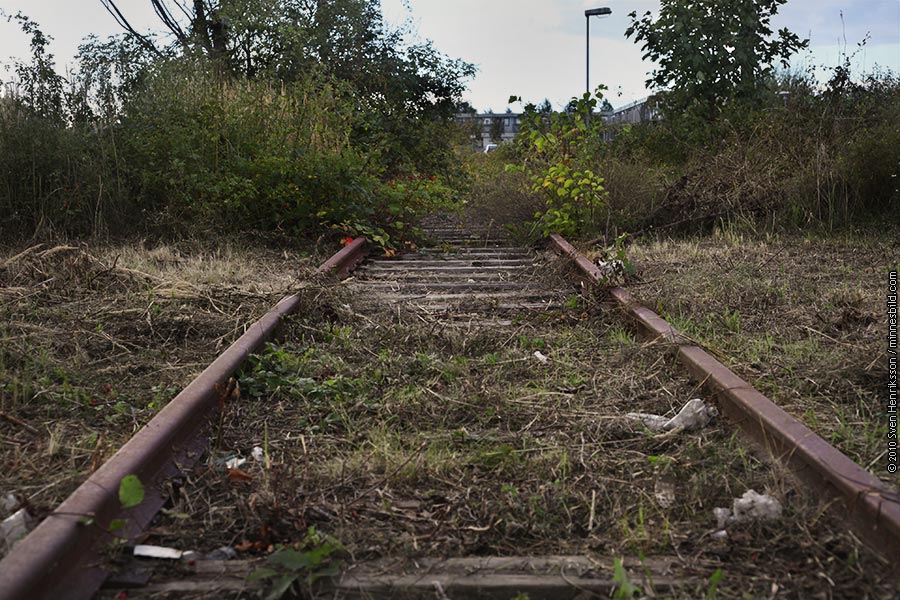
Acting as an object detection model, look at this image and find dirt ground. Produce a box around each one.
[0,241,319,533]
[3,231,898,599]
[627,227,898,487]
[126,249,895,599]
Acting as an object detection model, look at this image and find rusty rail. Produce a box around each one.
[0,238,369,600]
[549,233,900,563]
[316,237,368,278]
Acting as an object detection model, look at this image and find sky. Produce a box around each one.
[1,0,898,112]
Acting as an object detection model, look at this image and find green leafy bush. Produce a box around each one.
[504,92,615,239]
[0,5,472,246]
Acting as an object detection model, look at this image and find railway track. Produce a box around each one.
[0,215,898,599]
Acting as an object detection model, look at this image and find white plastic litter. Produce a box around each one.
[596,259,626,282]
[1,494,17,515]
[629,413,669,431]
[714,489,783,528]
[251,446,265,462]
[205,545,239,561]
[653,480,676,508]
[627,399,718,432]
[225,456,246,469]
[713,507,733,530]
[0,508,32,554]
[533,351,549,364]
[134,544,186,560]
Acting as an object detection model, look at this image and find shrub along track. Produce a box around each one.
[1,217,897,599]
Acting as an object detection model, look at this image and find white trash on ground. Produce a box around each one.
[224,456,246,469]
[0,508,32,555]
[1,494,17,515]
[251,446,265,462]
[653,480,676,508]
[714,489,783,529]
[205,545,239,561]
[533,351,549,364]
[596,259,626,282]
[626,398,718,432]
[134,544,187,560]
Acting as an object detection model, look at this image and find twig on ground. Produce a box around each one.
[0,244,44,269]
[0,411,39,435]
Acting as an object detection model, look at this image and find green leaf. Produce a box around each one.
[268,548,313,572]
[304,541,337,565]
[118,474,145,509]
[612,557,640,598]
[247,567,279,582]
[265,574,298,600]
[108,519,126,533]
[705,568,724,599]
[308,562,341,584]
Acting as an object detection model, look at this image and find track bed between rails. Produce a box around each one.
[96,218,895,599]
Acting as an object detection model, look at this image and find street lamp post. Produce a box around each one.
[585,7,611,126]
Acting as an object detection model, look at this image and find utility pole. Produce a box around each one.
[584,7,611,127]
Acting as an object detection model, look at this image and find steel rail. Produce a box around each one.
[0,237,369,600]
[548,233,900,563]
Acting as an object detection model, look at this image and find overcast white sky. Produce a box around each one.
[1,1,898,111]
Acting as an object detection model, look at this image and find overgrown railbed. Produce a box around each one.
[141,257,894,598]
[0,242,315,531]
[627,229,899,488]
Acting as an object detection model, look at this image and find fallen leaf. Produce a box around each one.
[227,467,253,482]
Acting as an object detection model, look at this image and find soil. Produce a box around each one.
[0,241,318,528]
[627,229,899,486]
[120,242,895,599]
[3,231,897,599]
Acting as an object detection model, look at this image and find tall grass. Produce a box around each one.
[600,68,900,233]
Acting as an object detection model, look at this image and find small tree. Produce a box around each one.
[625,0,807,120]
[489,116,505,143]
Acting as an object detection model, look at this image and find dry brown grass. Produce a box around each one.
[628,228,897,486]
[461,157,544,242]
[138,252,894,598]
[0,240,319,542]
[5,231,895,598]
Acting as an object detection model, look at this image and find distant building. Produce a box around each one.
[455,112,522,152]
[456,98,657,151]
[604,97,658,126]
